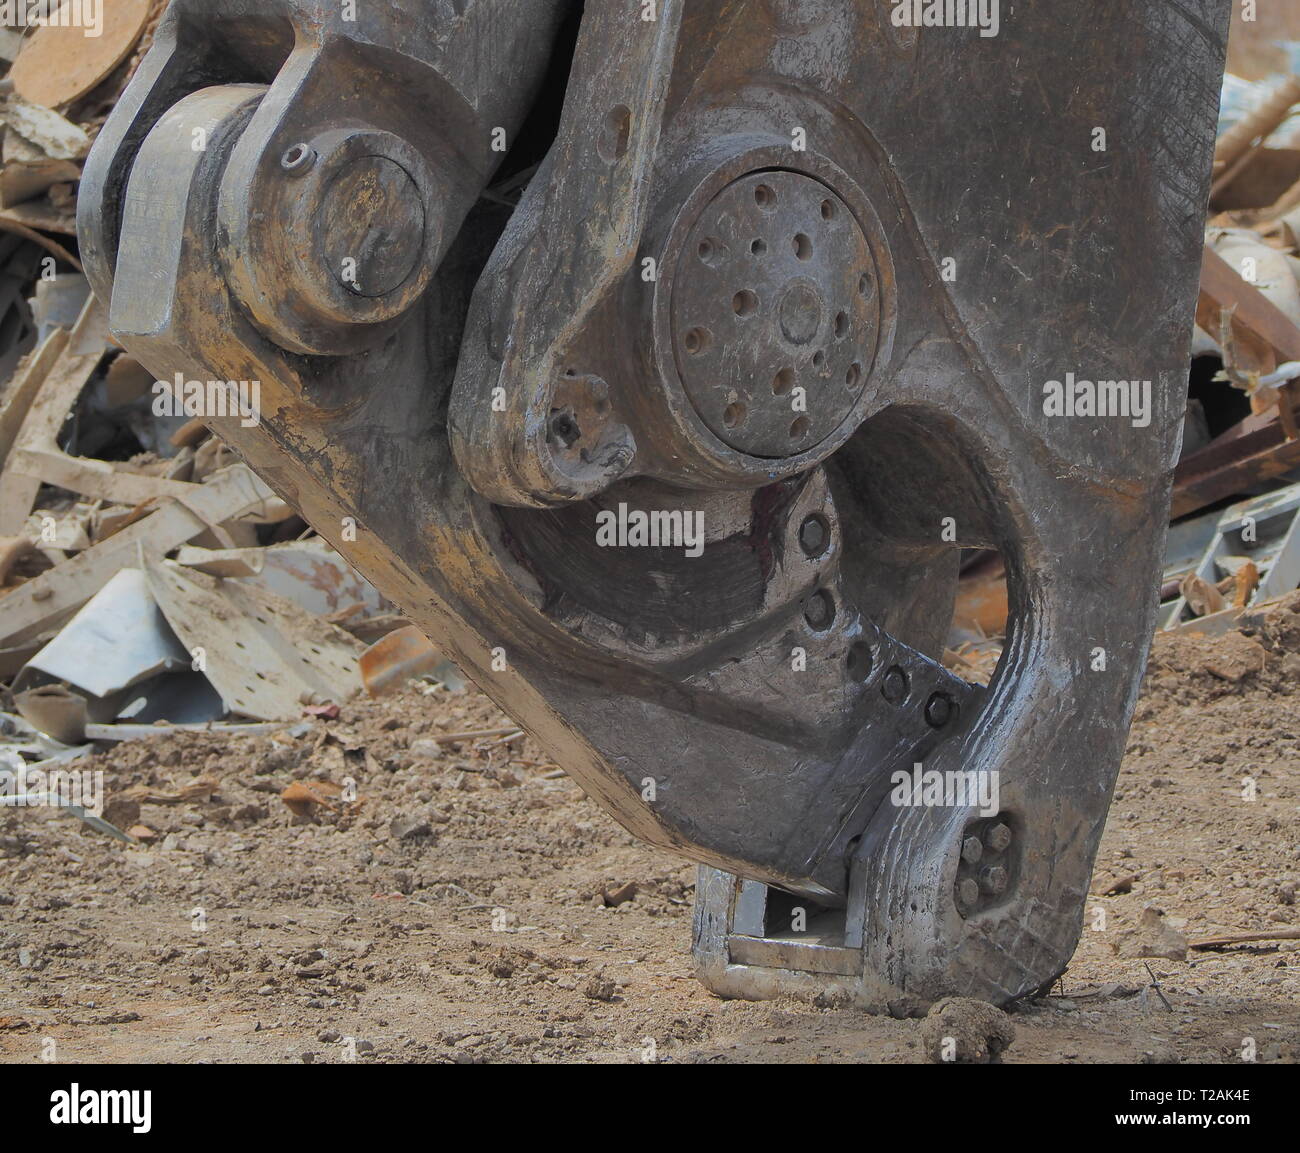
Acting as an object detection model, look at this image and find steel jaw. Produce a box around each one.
[80,0,1230,1012]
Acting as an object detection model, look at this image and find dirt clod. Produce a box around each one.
[1112,906,1190,962]
[920,998,1015,1064]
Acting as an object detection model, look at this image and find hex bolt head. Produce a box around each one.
[799,514,829,558]
[961,836,983,865]
[881,666,909,704]
[986,823,1013,853]
[924,692,954,728]
[957,877,980,909]
[979,865,1008,895]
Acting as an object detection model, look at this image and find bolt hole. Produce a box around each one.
[812,351,826,371]
[683,327,711,356]
[280,143,316,173]
[698,238,725,267]
[793,233,812,261]
[858,271,876,299]
[750,238,767,256]
[723,402,747,429]
[847,642,874,681]
[549,411,581,449]
[820,199,836,222]
[925,692,955,729]
[790,415,809,439]
[773,367,795,396]
[834,311,849,340]
[846,362,862,388]
[804,589,835,631]
[597,104,632,163]
[732,289,759,318]
[754,184,776,210]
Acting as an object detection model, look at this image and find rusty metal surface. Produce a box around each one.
[80,0,1229,1008]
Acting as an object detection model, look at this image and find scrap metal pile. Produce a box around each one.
[0,4,460,831]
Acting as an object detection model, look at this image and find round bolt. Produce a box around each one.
[280,143,317,175]
[961,836,983,866]
[881,666,909,704]
[986,823,1013,853]
[925,692,955,729]
[803,589,835,631]
[957,878,980,909]
[237,128,444,350]
[799,514,829,558]
[979,865,1008,896]
[320,155,426,298]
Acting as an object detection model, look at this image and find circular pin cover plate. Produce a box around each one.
[671,171,881,458]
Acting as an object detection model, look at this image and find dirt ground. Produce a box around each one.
[2,600,1299,1065]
